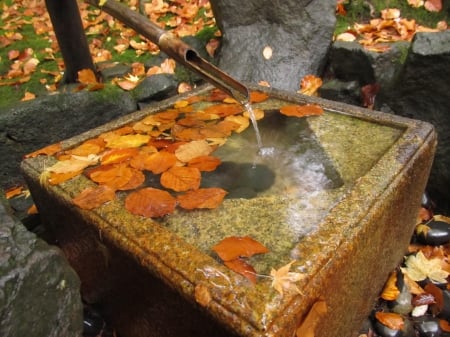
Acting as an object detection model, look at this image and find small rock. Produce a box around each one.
[416,220,450,246]
[414,317,441,337]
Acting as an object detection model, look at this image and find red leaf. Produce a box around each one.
[125,187,176,218]
[73,185,116,210]
[212,236,269,262]
[224,259,257,283]
[160,166,201,192]
[177,188,227,210]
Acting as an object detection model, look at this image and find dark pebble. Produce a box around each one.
[416,220,450,246]
[413,317,441,337]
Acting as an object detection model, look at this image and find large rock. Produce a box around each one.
[209,0,336,91]
[0,195,83,337]
[0,89,137,189]
[383,31,450,213]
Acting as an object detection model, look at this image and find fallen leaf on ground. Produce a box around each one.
[279,104,323,117]
[271,260,304,296]
[73,185,116,210]
[381,271,400,301]
[375,312,404,330]
[24,142,62,158]
[177,187,227,210]
[45,154,99,174]
[401,250,450,284]
[212,236,269,262]
[125,187,176,218]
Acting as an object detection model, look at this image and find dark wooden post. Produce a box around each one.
[45,0,96,83]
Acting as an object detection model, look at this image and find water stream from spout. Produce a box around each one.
[244,102,263,150]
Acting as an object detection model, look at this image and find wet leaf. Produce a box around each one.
[401,250,450,284]
[224,115,250,133]
[250,91,269,103]
[135,151,177,174]
[375,312,404,330]
[271,260,304,296]
[195,284,212,307]
[175,139,213,162]
[116,168,145,191]
[88,163,133,190]
[381,271,400,301]
[177,188,227,210]
[101,148,139,165]
[78,68,97,85]
[105,134,150,148]
[299,75,323,96]
[125,187,176,218]
[48,169,83,185]
[279,104,323,117]
[424,282,444,313]
[412,293,436,306]
[187,156,221,172]
[296,300,327,337]
[212,236,269,262]
[5,185,26,199]
[24,142,62,158]
[73,185,116,210]
[69,138,105,156]
[361,83,380,109]
[440,319,450,332]
[46,154,99,174]
[224,258,257,284]
[203,103,243,117]
[160,166,201,192]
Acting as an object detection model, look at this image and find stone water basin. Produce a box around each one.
[21,85,436,337]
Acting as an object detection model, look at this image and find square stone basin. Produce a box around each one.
[21,85,436,337]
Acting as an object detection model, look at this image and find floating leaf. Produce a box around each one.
[271,260,304,296]
[296,300,327,337]
[375,312,404,330]
[224,259,257,284]
[48,169,83,185]
[133,151,177,174]
[46,154,99,174]
[101,148,139,165]
[177,188,227,210]
[250,91,269,103]
[279,104,323,117]
[125,187,176,218]
[187,156,221,172]
[203,103,243,117]
[24,142,62,158]
[105,134,150,148]
[116,168,145,191]
[224,115,250,133]
[73,185,116,210]
[212,236,269,262]
[175,139,213,162]
[160,166,201,192]
[70,138,105,156]
[88,163,133,190]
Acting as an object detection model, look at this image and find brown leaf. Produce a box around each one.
[224,258,257,284]
[296,300,327,337]
[125,187,176,218]
[361,83,380,109]
[187,156,221,172]
[116,168,145,191]
[299,75,323,96]
[73,185,116,210]
[279,104,323,117]
[203,103,243,117]
[177,188,227,210]
[175,140,213,162]
[48,169,83,185]
[88,163,133,190]
[381,271,400,301]
[160,166,201,192]
[69,138,105,156]
[105,134,150,149]
[78,68,98,85]
[133,151,177,174]
[212,236,269,262]
[249,91,269,103]
[101,148,139,165]
[440,319,450,332]
[24,142,62,158]
[412,293,436,306]
[375,312,404,330]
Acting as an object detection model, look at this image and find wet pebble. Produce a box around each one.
[416,220,450,246]
[414,317,442,337]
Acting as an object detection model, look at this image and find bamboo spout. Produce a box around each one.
[85,0,249,104]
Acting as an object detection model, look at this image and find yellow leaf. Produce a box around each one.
[270,260,305,296]
[401,250,450,283]
[174,140,213,163]
[98,0,107,6]
[105,134,150,148]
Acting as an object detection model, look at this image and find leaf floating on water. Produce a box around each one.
[116,168,145,191]
[212,236,269,262]
[224,115,250,133]
[187,156,221,172]
[125,187,176,218]
[177,188,227,210]
[279,104,323,118]
[160,166,201,192]
[249,91,269,103]
[73,185,116,210]
[105,134,150,149]
[69,138,105,156]
[296,300,327,337]
[101,147,139,165]
[88,163,133,190]
[224,258,257,284]
[375,312,404,330]
[133,151,177,174]
[48,169,83,185]
[175,139,213,163]
[24,142,62,158]
[203,103,243,118]
[270,260,304,296]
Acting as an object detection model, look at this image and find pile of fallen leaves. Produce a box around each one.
[336,4,448,52]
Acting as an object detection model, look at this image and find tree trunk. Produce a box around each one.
[45,0,96,84]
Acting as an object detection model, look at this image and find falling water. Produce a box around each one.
[244,102,263,150]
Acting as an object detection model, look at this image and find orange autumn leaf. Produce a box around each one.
[440,320,450,332]
[175,139,213,163]
[105,134,150,149]
[171,124,204,141]
[5,185,25,199]
[207,89,230,102]
[27,204,38,215]
[250,91,269,103]
[203,103,243,117]
[299,75,323,96]
[212,236,269,262]
[296,301,327,337]
[134,151,177,174]
[187,156,221,172]
[72,185,116,210]
[375,312,404,330]
[69,138,105,156]
[160,166,201,192]
[224,259,257,284]
[101,148,139,165]
[24,142,62,158]
[78,68,98,85]
[279,104,324,117]
[88,163,133,190]
[381,271,400,301]
[177,187,227,210]
[48,169,83,185]
[125,187,176,218]
[116,168,145,191]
